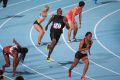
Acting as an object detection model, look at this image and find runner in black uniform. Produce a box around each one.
[45,8,69,62]
[2,39,28,76]
[68,32,93,80]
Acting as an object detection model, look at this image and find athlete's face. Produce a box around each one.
[86,34,92,40]
[80,6,84,8]
[57,8,62,15]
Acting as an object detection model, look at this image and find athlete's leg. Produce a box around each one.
[34,24,45,44]
[68,58,79,77]
[12,52,19,76]
[68,21,74,42]
[2,51,10,72]
[81,56,89,79]
[73,21,78,40]
[47,38,56,59]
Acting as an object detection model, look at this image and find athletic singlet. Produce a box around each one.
[80,39,88,54]
[9,45,18,54]
[67,6,82,17]
[34,14,46,24]
[3,45,18,55]
[50,15,65,34]
[39,15,46,20]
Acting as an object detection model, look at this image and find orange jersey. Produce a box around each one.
[66,6,82,22]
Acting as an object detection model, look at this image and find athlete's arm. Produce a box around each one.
[63,17,70,30]
[45,15,54,31]
[79,11,82,28]
[78,40,89,52]
[13,39,21,48]
[88,40,93,55]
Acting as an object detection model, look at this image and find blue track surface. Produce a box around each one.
[0,0,120,80]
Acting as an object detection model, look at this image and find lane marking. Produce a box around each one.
[30,1,112,80]
[94,9,120,59]
[0,0,31,10]
[62,3,120,76]
[0,0,61,80]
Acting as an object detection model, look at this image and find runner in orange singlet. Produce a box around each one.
[66,1,85,42]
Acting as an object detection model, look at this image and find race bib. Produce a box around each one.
[53,23,61,29]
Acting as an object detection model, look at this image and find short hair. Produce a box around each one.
[57,8,62,12]
[17,47,28,54]
[79,1,85,7]
[85,32,92,37]
[15,76,24,80]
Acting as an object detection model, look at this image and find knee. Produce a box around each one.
[76,26,78,30]
[42,31,45,35]
[68,28,73,32]
[40,31,45,35]
[52,39,57,45]
[4,64,10,67]
[85,61,89,65]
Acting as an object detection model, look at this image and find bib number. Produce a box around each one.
[53,23,61,29]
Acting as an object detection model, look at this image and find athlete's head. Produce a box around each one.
[17,47,28,63]
[57,8,62,15]
[17,47,28,54]
[79,1,85,7]
[43,5,49,12]
[85,32,92,40]
[15,76,24,80]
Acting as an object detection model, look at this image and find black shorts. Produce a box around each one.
[33,20,42,29]
[50,32,61,44]
[75,51,87,60]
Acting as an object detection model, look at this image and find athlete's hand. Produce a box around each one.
[45,26,48,31]
[79,23,81,29]
[79,22,81,29]
[88,50,91,56]
[13,38,16,43]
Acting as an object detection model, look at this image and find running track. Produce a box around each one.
[0,0,120,80]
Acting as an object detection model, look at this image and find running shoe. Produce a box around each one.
[67,40,71,43]
[68,70,72,78]
[81,76,86,80]
[47,57,51,63]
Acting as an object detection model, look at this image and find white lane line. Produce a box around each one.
[0,0,61,80]
[0,46,56,80]
[3,75,14,80]
[94,9,120,59]
[0,0,31,10]
[0,0,61,29]
[30,2,96,80]
[62,3,120,76]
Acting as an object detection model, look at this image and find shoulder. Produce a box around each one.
[51,14,57,19]
[80,39,84,44]
[73,6,78,10]
[3,46,12,49]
